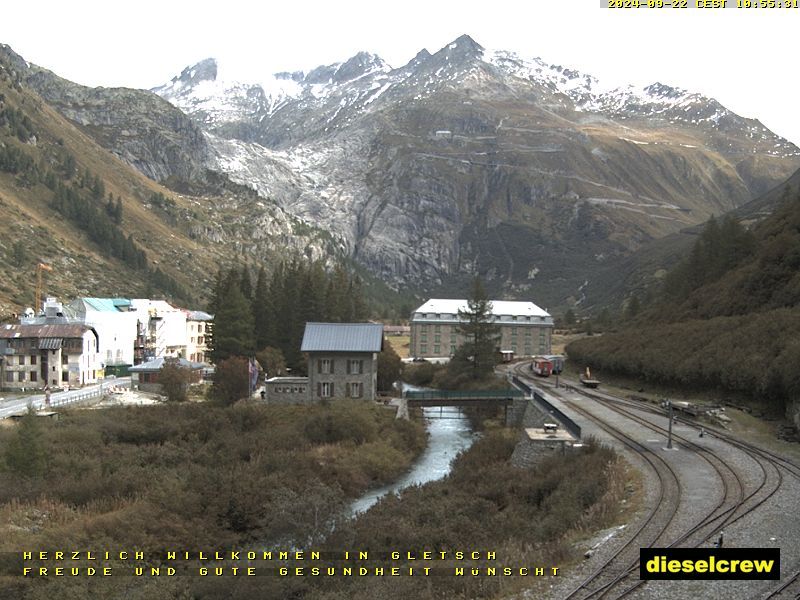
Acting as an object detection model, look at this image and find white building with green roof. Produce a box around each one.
[68,298,139,373]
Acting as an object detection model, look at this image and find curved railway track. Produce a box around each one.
[508,363,800,599]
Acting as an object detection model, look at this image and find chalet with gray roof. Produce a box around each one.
[265,322,384,404]
[302,322,383,401]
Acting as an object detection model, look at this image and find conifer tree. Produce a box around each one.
[253,266,272,350]
[452,276,500,380]
[240,265,253,302]
[209,277,255,363]
[4,410,48,477]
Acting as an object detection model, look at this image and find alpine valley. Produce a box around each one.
[1,34,798,314]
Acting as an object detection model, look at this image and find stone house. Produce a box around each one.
[302,322,383,401]
[265,322,384,403]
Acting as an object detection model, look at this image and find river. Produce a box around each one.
[349,405,477,515]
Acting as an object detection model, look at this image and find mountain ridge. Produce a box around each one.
[147,34,799,307]
[2,35,798,313]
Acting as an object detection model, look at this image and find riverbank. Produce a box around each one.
[319,430,626,600]
[350,405,477,514]
[0,400,426,599]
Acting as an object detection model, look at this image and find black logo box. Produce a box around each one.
[640,548,780,580]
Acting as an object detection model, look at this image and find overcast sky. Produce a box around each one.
[2,0,798,144]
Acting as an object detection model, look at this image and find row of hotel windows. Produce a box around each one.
[5,370,73,383]
[4,354,70,366]
[317,359,365,375]
[420,330,544,340]
[5,339,91,351]
[419,325,543,334]
[273,386,307,394]
[417,313,547,322]
[417,343,547,355]
[318,382,364,398]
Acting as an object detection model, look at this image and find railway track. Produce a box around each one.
[509,363,800,599]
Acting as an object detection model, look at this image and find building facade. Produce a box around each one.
[128,356,205,394]
[265,322,384,404]
[0,323,100,390]
[409,299,553,360]
[303,323,383,401]
[263,377,311,404]
[68,297,139,373]
[130,299,188,361]
[184,310,212,363]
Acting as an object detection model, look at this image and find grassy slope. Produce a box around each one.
[0,74,227,312]
[580,167,800,315]
[567,179,800,414]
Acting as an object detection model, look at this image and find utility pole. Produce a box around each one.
[663,399,674,449]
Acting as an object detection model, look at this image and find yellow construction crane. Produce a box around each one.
[35,262,52,312]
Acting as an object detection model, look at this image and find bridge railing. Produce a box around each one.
[48,381,132,409]
[404,389,524,400]
[510,376,582,440]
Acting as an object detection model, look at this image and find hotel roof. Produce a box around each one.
[413,299,550,318]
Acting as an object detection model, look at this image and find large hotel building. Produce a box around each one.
[409,299,554,360]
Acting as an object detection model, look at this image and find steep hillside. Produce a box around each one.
[579,168,800,314]
[568,175,800,421]
[0,48,337,316]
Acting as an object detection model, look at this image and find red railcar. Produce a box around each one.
[531,356,553,377]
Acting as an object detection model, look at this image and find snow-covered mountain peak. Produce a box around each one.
[174,58,217,87]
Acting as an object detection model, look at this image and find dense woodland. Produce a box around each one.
[208,261,370,375]
[569,185,800,415]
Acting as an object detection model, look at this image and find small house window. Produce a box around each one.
[348,382,363,398]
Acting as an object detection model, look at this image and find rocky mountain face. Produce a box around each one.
[0,44,211,185]
[4,36,797,310]
[0,45,338,315]
[148,34,800,307]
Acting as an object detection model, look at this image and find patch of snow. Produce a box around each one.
[363,81,392,105]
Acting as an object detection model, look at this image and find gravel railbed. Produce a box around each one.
[518,385,800,600]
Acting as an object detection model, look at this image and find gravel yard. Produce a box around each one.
[515,380,800,600]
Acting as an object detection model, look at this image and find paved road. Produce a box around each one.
[0,377,131,419]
